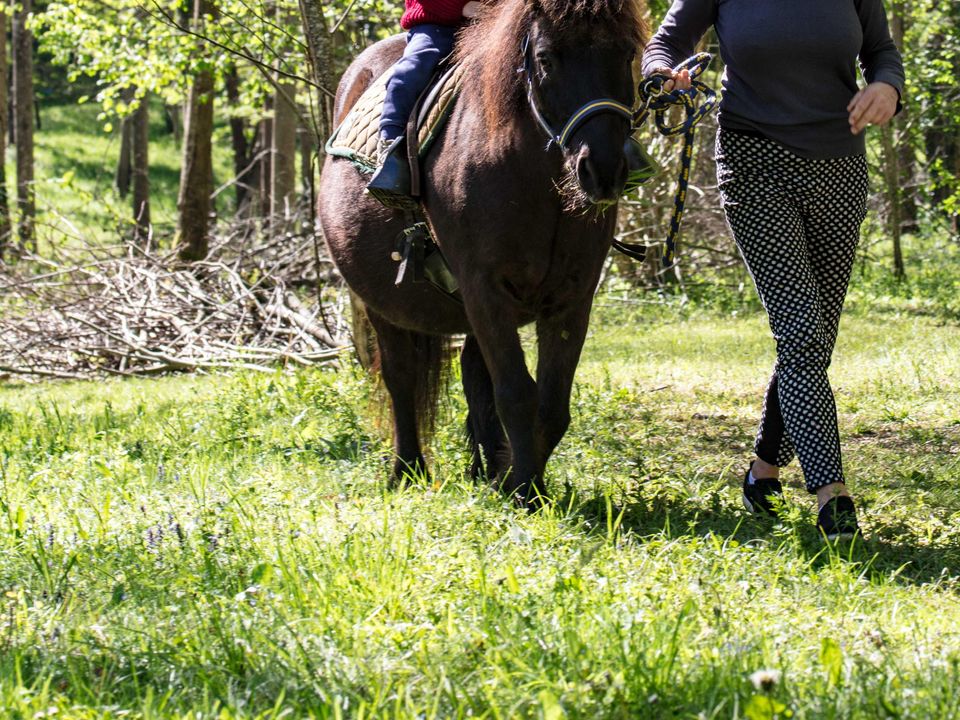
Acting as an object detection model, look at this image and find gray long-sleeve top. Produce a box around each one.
[641,0,906,159]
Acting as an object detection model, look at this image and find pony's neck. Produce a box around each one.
[459,84,559,167]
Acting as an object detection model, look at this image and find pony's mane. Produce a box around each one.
[456,0,648,133]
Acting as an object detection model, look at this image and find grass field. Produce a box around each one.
[2,280,960,718]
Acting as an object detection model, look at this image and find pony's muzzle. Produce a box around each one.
[575,145,627,205]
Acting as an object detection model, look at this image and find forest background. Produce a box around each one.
[0,2,959,718]
[0,0,956,379]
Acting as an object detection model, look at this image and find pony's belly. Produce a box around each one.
[364,289,472,335]
[319,159,470,335]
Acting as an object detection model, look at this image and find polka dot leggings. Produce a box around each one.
[716,128,868,493]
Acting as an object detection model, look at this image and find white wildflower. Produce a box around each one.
[749,669,782,691]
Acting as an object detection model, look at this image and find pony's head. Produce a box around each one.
[460,0,648,207]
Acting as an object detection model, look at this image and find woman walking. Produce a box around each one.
[642,0,905,539]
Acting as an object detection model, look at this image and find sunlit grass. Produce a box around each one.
[2,297,960,718]
[7,100,235,252]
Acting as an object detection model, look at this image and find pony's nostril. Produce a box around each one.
[576,148,626,203]
[576,152,599,195]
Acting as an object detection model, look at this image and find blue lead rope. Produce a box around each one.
[616,53,717,268]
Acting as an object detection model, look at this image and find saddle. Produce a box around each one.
[326,61,465,300]
[325,63,465,175]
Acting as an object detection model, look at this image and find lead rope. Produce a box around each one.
[613,53,717,268]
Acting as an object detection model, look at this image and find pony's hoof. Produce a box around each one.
[518,491,548,513]
[390,457,429,488]
[495,476,548,512]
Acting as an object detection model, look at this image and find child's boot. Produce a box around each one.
[367,136,416,209]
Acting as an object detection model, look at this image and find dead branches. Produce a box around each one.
[0,226,350,380]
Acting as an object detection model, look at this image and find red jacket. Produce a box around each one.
[401,0,470,29]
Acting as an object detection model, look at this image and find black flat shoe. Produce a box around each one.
[742,462,784,516]
[817,496,861,541]
[366,136,416,210]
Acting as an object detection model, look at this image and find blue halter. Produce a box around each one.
[519,33,633,149]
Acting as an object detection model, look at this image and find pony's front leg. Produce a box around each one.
[464,304,542,507]
[534,304,592,469]
[460,335,509,481]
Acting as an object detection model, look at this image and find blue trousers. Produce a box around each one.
[379,24,457,141]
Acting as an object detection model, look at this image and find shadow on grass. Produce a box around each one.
[561,482,960,591]
[803,532,960,588]
[562,485,770,545]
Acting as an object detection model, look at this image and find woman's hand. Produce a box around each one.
[847,82,899,134]
[462,1,481,18]
[649,66,691,93]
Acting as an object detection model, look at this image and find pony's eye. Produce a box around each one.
[536,53,554,74]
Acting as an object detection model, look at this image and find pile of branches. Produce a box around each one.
[0,226,351,380]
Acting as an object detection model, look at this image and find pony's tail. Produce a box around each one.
[366,315,453,444]
[408,331,452,442]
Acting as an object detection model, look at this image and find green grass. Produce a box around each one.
[2,291,960,718]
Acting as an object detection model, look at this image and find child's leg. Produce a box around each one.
[379,24,458,142]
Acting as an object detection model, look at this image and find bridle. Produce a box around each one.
[518,31,717,269]
[519,33,634,149]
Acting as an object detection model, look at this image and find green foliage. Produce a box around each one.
[36,0,195,116]
[33,0,402,130]
[895,0,960,211]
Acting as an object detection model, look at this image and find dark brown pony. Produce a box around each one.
[319,0,647,506]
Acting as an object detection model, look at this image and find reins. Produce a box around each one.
[615,53,717,268]
[520,34,717,269]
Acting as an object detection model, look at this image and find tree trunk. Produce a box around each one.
[298,0,335,140]
[166,104,182,145]
[0,6,11,258]
[300,0,370,359]
[888,4,917,233]
[896,117,918,233]
[132,94,151,244]
[116,118,133,198]
[271,82,298,231]
[115,88,135,198]
[258,107,273,222]
[225,65,252,210]
[880,122,905,279]
[299,120,316,204]
[241,124,263,219]
[12,0,35,254]
[177,0,216,263]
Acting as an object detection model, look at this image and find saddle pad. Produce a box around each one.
[326,64,465,173]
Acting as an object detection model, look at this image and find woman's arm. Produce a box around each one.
[848,0,905,134]
[640,0,716,80]
[856,0,906,97]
